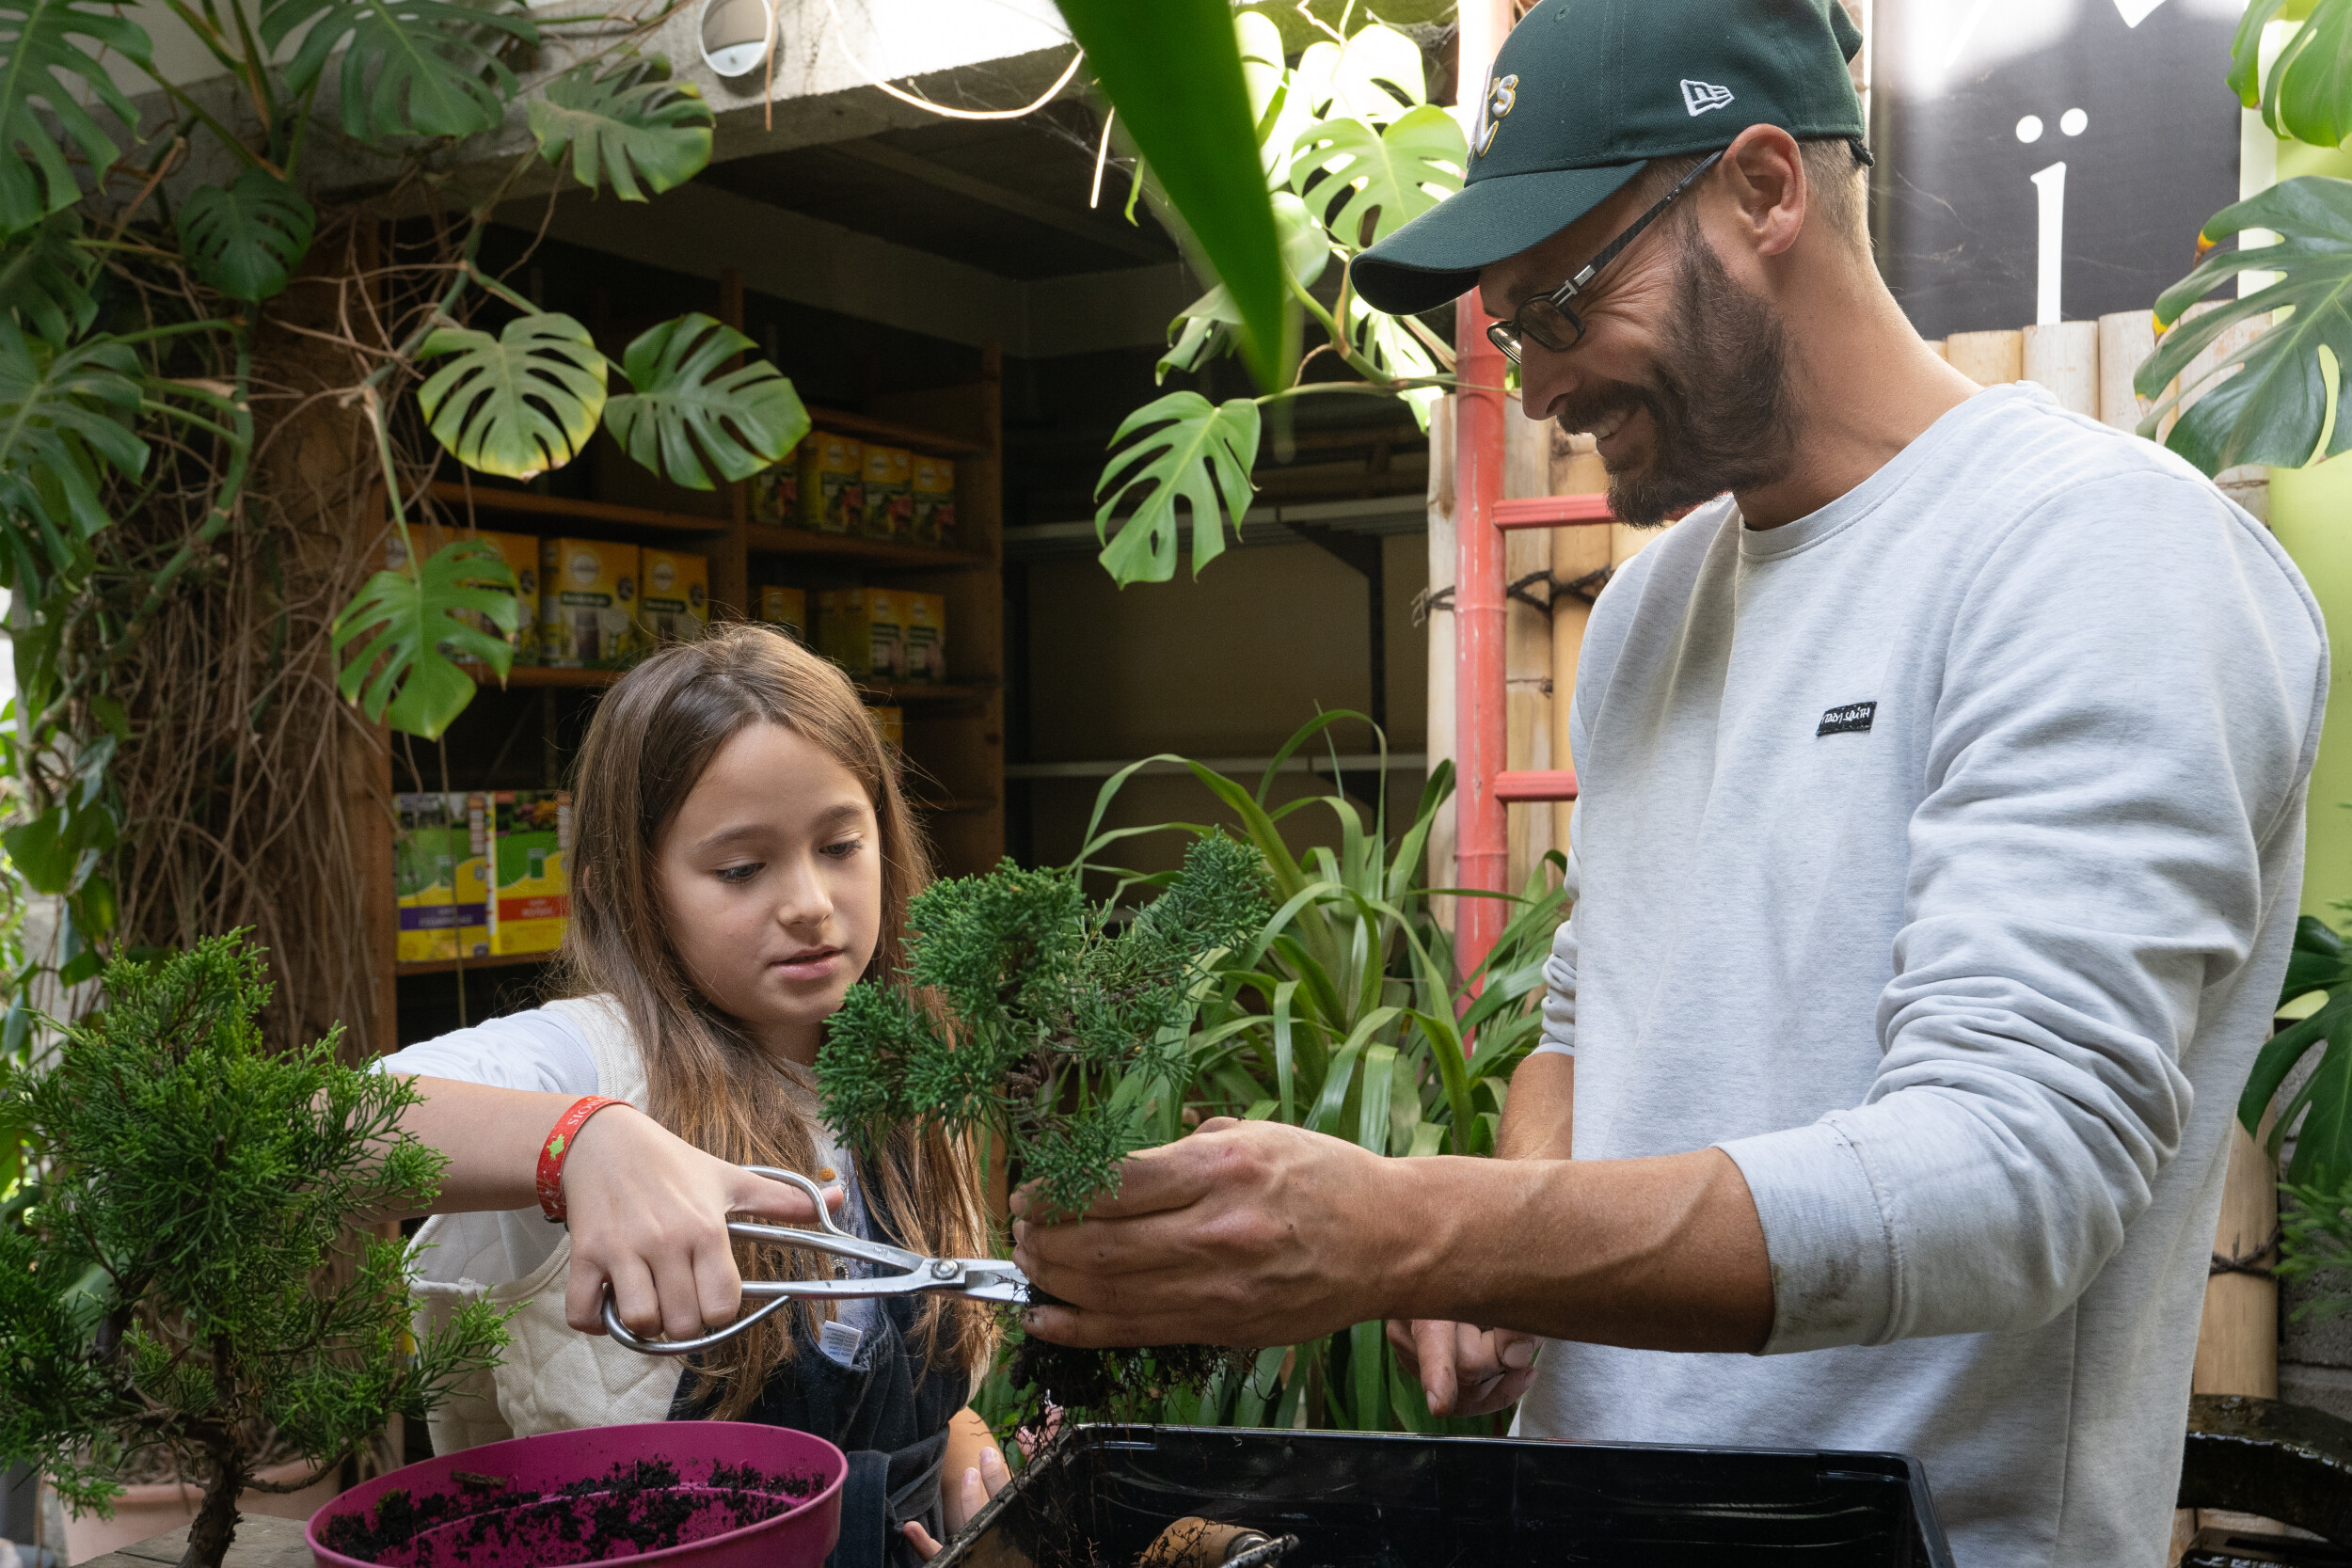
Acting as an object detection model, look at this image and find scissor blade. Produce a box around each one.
[950,1262,1031,1305]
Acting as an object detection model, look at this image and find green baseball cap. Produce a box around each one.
[1350,0,1867,316]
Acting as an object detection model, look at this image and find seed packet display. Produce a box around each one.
[393,793,456,963]
[818,587,901,680]
[910,457,956,546]
[900,592,946,683]
[538,538,639,668]
[751,462,799,526]
[490,790,571,955]
[758,586,807,641]
[797,434,863,534]
[861,445,912,540]
[638,548,709,646]
[450,792,491,958]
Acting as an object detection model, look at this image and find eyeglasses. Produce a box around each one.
[1487,150,1724,365]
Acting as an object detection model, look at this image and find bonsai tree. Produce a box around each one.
[0,933,507,1568]
[818,834,1272,1411]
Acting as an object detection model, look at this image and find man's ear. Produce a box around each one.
[1718,123,1807,261]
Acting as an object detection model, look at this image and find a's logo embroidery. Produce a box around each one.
[1476,72,1519,157]
[1817,701,1877,737]
[1681,78,1735,116]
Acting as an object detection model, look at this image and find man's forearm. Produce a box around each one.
[1495,1051,1574,1161]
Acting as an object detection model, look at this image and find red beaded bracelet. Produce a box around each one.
[536,1095,628,1224]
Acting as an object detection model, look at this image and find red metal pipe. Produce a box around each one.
[1453,293,1509,985]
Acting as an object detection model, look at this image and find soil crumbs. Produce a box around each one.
[320,1458,822,1567]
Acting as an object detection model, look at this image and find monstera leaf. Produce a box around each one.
[0,210,94,341]
[1291,103,1464,252]
[1094,390,1261,585]
[262,0,538,142]
[1316,24,1427,122]
[1159,192,1329,382]
[528,55,713,201]
[414,312,607,481]
[0,0,151,235]
[2247,914,2352,1192]
[2232,0,2352,150]
[1343,291,1441,430]
[602,313,806,488]
[176,168,316,302]
[0,324,145,595]
[333,537,519,738]
[2135,178,2352,475]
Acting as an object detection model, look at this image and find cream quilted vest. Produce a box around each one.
[406,995,684,1454]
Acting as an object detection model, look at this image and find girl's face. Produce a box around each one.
[652,721,883,1065]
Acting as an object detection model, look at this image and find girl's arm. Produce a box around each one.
[393,1076,837,1344]
[903,1408,1010,1560]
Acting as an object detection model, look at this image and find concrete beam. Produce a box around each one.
[828,138,1170,262]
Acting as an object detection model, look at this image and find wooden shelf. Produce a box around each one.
[805,405,986,458]
[396,950,554,978]
[742,524,986,572]
[456,663,623,689]
[426,481,730,535]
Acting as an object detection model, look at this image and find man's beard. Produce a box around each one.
[1555,225,1801,526]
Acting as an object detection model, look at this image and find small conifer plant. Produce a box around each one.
[0,934,508,1568]
[818,834,1272,1409]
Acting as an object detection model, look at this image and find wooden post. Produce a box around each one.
[1946,329,2024,388]
[1425,396,1457,936]
[1502,397,1552,895]
[2192,1121,2280,1399]
[1548,431,1608,862]
[2097,310,2157,433]
[2021,322,2099,417]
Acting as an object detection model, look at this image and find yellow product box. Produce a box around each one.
[818,587,901,681]
[639,548,709,646]
[900,592,946,684]
[860,445,913,540]
[750,462,799,526]
[869,705,903,753]
[394,793,455,964]
[758,585,807,641]
[909,456,956,546]
[490,789,571,956]
[450,791,491,958]
[797,434,864,534]
[538,538,639,668]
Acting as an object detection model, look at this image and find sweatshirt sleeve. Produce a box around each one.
[1719,471,2326,1353]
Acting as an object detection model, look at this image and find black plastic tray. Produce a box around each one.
[933,1424,1956,1567]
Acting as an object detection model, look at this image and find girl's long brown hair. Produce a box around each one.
[559,624,995,1416]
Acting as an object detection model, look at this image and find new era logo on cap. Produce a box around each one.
[1681,78,1735,116]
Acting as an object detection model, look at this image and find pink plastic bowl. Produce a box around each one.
[307,1423,845,1568]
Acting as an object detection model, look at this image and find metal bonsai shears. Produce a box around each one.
[601,1165,1030,1356]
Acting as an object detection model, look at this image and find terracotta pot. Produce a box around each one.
[56,1459,342,1565]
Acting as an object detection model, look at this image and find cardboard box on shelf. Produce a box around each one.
[910,456,956,546]
[869,705,903,753]
[750,462,798,526]
[451,792,491,958]
[818,587,901,680]
[758,585,807,641]
[394,793,455,963]
[386,526,540,662]
[798,434,863,533]
[900,592,946,683]
[538,538,639,668]
[491,790,571,955]
[861,445,913,540]
[638,548,709,646]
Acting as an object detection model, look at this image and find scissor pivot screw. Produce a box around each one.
[930,1259,958,1280]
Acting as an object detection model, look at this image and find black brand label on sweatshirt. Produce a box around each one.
[1817,701,1877,737]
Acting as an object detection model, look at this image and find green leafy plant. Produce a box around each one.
[2246,912,2352,1193]
[0,934,509,1568]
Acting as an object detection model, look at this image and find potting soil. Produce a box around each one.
[318,1456,823,1568]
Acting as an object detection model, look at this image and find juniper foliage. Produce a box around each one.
[0,934,509,1568]
[819,833,1272,1220]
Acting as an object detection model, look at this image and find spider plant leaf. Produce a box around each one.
[415,312,607,482]
[1349,1319,1385,1433]
[0,323,145,596]
[527,54,713,202]
[175,167,316,303]
[263,0,538,143]
[603,312,807,489]
[2135,178,2352,475]
[1291,103,1464,252]
[1357,1041,1395,1154]
[1094,389,1260,584]
[332,537,519,739]
[0,0,150,236]
[0,210,94,341]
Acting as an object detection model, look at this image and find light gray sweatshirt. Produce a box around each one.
[1516,385,2327,1568]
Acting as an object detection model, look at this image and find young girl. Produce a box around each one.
[382,626,1009,1566]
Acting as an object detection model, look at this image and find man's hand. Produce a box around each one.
[1387,1319,1539,1418]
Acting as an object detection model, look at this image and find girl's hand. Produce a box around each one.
[899,1445,1010,1560]
[558,1105,841,1342]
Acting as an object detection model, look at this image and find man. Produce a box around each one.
[1013,1,2327,1562]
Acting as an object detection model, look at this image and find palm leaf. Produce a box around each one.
[1291,103,1464,252]
[262,0,537,143]
[0,0,150,236]
[602,312,806,489]
[1094,390,1260,585]
[332,537,519,739]
[527,54,712,201]
[176,167,316,303]
[414,311,607,481]
[2135,178,2352,475]
[0,210,94,340]
[0,323,145,595]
